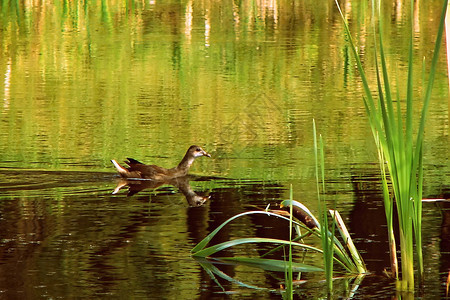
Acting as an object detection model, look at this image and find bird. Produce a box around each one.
[111,145,211,180]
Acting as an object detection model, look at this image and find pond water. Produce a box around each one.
[0,0,449,298]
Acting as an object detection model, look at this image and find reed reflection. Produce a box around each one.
[437,190,450,295]
[349,170,393,275]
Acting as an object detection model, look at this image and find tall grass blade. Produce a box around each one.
[412,0,448,282]
[283,184,294,299]
[375,134,398,278]
[314,120,334,294]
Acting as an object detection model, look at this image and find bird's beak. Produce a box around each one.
[202,150,211,158]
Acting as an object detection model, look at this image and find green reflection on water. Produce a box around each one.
[0,1,447,181]
[0,1,448,298]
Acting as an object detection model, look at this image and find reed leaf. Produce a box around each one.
[314,120,334,293]
[192,237,323,258]
[375,133,398,278]
[191,211,302,254]
[284,185,294,299]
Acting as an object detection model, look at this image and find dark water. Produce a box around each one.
[0,168,448,299]
[0,0,449,298]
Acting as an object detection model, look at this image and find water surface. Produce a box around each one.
[0,0,449,298]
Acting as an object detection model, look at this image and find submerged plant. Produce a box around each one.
[334,0,448,291]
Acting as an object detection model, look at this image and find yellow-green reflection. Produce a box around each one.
[0,0,447,182]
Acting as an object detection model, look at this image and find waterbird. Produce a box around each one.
[111,145,211,180]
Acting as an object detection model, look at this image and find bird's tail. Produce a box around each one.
[111,160,129,177]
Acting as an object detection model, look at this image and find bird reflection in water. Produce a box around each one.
[112,175,210,207]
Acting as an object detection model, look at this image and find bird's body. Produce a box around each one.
[111,145,210,180]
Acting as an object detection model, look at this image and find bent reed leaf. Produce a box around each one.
[191,211,301,254]
[192,237,323,258]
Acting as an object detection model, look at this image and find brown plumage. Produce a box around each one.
[111,145,211,180]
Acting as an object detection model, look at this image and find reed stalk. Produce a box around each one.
[313,120,334,293]
[282,185,294,300]
[375,134,398,278]
[334,0,448,290]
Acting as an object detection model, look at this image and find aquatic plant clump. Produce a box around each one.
[191,201,366,293]
[191,122,366,296]
[334,0,448,291]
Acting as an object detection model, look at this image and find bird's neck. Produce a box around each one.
[176,154,195,174]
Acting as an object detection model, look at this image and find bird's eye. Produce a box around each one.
[196,148,201,152]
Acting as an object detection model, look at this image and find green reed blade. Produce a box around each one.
[413,0,448,280]
[261,229,316,259]
[191,211,301,254]
[285,184,294,299]
[314,120,333,292]
[192,237,323,258]
[375,133,398,278]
